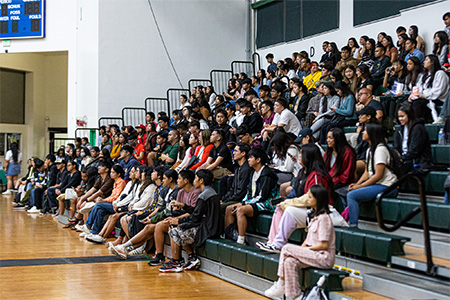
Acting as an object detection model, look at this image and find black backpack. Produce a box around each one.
[368,145,405,179]
[386,146,406,178]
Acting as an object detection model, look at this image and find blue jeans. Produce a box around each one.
[85,202,115,234]
[347,184,398,226]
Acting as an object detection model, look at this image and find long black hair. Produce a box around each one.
[422,54,442,89]
[309,184,331,218]
[366,123,389,172]
[324,128,356,178]
[405,56,422,88]
[433,31,449,56]
[300,144,332,182]
[409,25,419,40]
[139,165,154,196]
[10,142,19,162]
[398,103,416,130]
[271,130,295,160]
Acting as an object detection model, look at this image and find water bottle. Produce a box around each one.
[317,275,326,287]
[438,128,445,145]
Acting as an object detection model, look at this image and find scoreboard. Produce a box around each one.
[0,0,45,39]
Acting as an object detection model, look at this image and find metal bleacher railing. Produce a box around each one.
[88,52,260,134]
[188,79,212,94]
[166,88,190,113]
[376,172,436,276]
[231,60,254,77]
[122,107,147,127]
[210,70,233,95]
[50,138,74,154]
[98,117,124,129]
[145,97,169,116]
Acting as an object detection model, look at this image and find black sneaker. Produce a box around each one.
[257,242,281,253]
[184,255,201,270]
[13,204,26,210]
[158,258,184,273]
[148,253,165,266]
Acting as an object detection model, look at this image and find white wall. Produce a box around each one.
[98,0,248,117]
[255,0,450,67]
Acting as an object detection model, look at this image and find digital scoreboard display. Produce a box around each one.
[0,0,45,39]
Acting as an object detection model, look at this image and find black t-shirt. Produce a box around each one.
[357,78,374,91]
[208,142,234,172]
[366,99,384,119]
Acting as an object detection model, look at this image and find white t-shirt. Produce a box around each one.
[402,126,409,155]
[5,150,22,164]
[251,166,264,198]
[366,145,397,187]
[272,109,302,136]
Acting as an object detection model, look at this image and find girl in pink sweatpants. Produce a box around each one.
[265,184,335,299]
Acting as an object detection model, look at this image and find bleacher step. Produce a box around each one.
[392,245,450,278]
[358,220,450,259]
[397,192,445,203]
[363,272,450,300]
[330,277,393,300]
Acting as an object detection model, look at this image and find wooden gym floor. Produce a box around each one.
[0,195,266,300]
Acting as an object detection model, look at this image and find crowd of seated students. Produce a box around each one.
[5,14,450,299]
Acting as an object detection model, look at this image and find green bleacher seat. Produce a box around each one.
[431,145,450,165]
[247,214,410,263]
[198,239,349,292]
[424,171,447,194]
[360,197,450,231]
[344,124,444,143]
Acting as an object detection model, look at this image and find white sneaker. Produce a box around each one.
[79,202,95,214]
[2,190,12,195]
[127,243,146,256]
[86,234,106,244]
[111,244,128,260]
[79,232,87,237]
[79,224,91,234]
[264,280,285,298]
[74,224,84,232]
[27,206,40,213]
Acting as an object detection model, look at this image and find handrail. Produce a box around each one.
[375,172,436,276]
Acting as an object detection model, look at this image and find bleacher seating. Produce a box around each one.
[70,44,450,299]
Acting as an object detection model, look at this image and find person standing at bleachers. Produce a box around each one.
[394,104,433,173]
[2,142,22,195]
[264,184,335,300]
[347,123,398,227]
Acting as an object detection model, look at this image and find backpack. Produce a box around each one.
[368,145,405,179]
[386,146,406,178]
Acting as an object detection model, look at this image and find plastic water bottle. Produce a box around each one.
[317,275,326,287]
[438,128,445,145]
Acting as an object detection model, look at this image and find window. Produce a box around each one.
[0,68,25,124]
[254,0,339,48]
[353,0,434,26]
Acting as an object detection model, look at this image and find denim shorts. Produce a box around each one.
[6,163,21,176]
